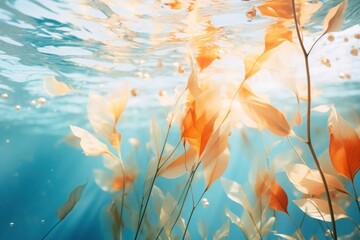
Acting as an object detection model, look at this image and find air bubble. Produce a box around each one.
[40,220,45,224]
[5,139,10,143]
[201,198,209,207]
[143,73,150,80]
[37,97,46,105]
[9,222,14,227]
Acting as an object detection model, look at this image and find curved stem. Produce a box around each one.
[288,211,305,240]
[351,181,360,213]
[134,124,171,240]
[291,0,337,239]
[41,221,61,240]
[181,190,207,240]
[168,163,201,236]
[287,137,307,165]
[107,151,126,240]
[308,33,325,56]
[134,88,187,239]
[155,166,197,239]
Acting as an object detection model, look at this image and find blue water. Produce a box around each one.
[1,0,360,239]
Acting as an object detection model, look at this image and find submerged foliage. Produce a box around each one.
[41,0,360,239]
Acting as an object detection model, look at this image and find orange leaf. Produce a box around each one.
[94,166,136,192]
[328,106,360,181]
[323,1,347,34]
[202,125,230,190]
[264,23,292,52]
[257,0,293,19]
[269,181,288,214]
[255,172,288,214]
[191,22,221,71]
[181,90,219,156]
[158,146,198,178]
[196,44,220,71]
[164,0,184,10]
[244,23,292,80]
[239,84,293,136]
[244,54,264,80]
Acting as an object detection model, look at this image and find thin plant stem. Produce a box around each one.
[288,211,305,240]
[134,124,172,240]
[308,33,325,56]
[181,190,207,240]
[158,139,182,169]
[134,88,187,239]
[291,0,337,238]
[107,151,126,240]
[287,137,307,165]
[169,163,201,233]
[259,131,270,169]
[155,163,200,239]
[348,217,360,232]
[41,220,61,240]
[351,181,360,212]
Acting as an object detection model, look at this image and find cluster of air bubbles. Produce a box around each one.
[2,92,48,110]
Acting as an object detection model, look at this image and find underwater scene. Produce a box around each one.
[1,0,360,239]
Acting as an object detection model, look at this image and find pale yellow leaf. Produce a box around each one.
[44,76,71,96]
[221,178,253,215]
[150,119,163,159]
[312,104,330,113]
[160,192,177,238]
[202,125,230,189]
[273,232,296,240]
[294,198,348,222]
[70,125,109,156]
[87,86,128,151]
[213,220,230,240]
[285,164,347,195]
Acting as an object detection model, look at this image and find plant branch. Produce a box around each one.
[291,0,337,239]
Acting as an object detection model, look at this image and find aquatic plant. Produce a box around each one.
[39,0,360,239]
